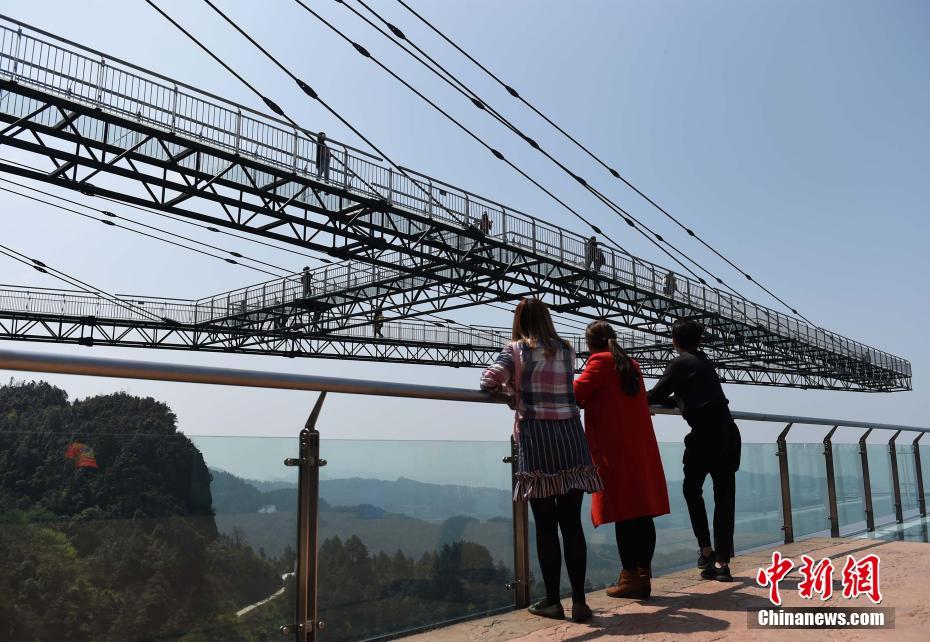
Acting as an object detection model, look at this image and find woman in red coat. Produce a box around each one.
[574,320,670,599]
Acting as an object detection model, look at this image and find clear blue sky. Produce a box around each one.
[0,0,926,445]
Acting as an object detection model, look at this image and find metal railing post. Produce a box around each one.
[234,109,241,154]
[889,430,904,524]
[504,437,530,609]
[95,57,106,106]
[281,392,327,641]
[859,428,875,531]
[823,425,840,537]
[776,423,794,544]
[427,179,433,218]
[915,433,927,518]
[170,84,178,133]
[292,130,299,172]
[12,27,22,76]
[387,167,393,204]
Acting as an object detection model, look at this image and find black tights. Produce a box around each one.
[614,516,656,571]
[529,490,587,603]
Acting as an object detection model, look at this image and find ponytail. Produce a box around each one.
[608,337,641,397]
[585,320,642,397]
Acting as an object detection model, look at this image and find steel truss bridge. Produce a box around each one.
[0,16,912,392]
[0,284,796,384]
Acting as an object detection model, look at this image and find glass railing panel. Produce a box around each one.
[733,442,785,551]
[315,439,513,642]
[0,424,295,641]
[787,442,830,538]
[896,443,920,517]
[833,443,867,534]
[867,444,896,525]
[526,441,782,601]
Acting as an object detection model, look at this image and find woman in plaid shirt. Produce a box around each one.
[481,298,602,623]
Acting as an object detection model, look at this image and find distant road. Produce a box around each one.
[236,572,293,618]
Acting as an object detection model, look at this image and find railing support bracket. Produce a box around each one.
[776,423,794,544]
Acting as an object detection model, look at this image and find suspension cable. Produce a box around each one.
[0,181,287,278]
[283,0,709,285]
[393,0,812,322]
[0,243,170,323]
[336,0,743,298]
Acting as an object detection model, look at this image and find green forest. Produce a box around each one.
[0,381,515,641]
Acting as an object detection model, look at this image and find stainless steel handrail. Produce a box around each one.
[0,348,925,432]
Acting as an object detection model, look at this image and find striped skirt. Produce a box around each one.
[514,416,604,500]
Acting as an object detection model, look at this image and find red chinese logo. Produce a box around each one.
[756,551,882,605]
[841,554,882,604]
[756,551,794,606]
[798,555,835,601]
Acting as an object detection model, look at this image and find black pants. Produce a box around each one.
[614,516,656,572]
[682,423,741,564]
[529,490,586,603]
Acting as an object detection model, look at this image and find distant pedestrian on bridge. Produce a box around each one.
[479,211,493,234]
[648,319,741,582]
[481,298,602,623]
[574,320,669,600]
[585,235,605,272]
[315,132,331,181]
[663,271,677,298]
[373,308,385,338]
[301,267,313,299]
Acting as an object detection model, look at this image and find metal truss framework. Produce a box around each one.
[0,286,842,387]
[0,17,911,392]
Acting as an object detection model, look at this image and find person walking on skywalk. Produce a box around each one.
[647,319,742,582]
[585,235,605,272]
[373,308,385,338]
[315,132,331,181]
[301,267,313,299]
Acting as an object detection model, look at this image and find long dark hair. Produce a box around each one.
[585,320,641,397]
[512,298,569,357]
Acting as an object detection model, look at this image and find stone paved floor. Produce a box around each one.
[405,523,930,641]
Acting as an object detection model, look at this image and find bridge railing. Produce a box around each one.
[0,285,678,357]
[0,348,925,642]
[0,16,910,379]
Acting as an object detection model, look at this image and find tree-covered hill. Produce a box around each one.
[0,380,524,642]
[0,381,284,641]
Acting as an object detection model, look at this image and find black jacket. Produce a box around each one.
[647,350,732,426]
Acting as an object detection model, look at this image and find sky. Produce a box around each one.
[0,0,927,448]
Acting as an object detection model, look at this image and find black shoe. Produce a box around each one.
[571,602,593,623]
[701,564,733,582]
[528,598,565,620]
[697,549,715,569]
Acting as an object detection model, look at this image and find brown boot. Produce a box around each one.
[637,567,652,598]
[606,569,647,599]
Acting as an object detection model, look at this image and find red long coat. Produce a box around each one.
[574,352,670,527]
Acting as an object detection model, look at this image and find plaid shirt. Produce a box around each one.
[481,341,580,421]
